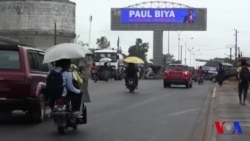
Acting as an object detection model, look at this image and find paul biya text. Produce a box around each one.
[128,10,175,18]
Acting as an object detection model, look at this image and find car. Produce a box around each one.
[209,63,237,83]
[163,64,193,88]
[0,45,50,123]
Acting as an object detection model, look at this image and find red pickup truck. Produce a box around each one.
[0,45,49,123]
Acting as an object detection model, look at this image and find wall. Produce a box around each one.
[0,0,76,49]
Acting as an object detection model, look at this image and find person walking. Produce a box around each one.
[79,65,91,102]
[238,59,250,105]
[217,63,225,87]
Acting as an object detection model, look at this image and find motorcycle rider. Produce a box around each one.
[125,63,139,87]
[197,66,204,81]
[49,59,83,117]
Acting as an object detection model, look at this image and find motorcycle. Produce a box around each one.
[52,97,87,134]
[91,70,98,83]
[198,76,204,85]
[103,70,109,82]
[126,78,137,93]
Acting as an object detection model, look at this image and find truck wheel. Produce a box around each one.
[28,95,46,123]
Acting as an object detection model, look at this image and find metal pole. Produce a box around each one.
[185,42,187,65]
[54,22,57,45]
[177,31,182,61]
[234,29,238,64]
[180,45,182,63]
[190,51,191,66]
[88,15,93,47]
[230,48,232,64]
[168,31,170,54]
[178,34,180,60]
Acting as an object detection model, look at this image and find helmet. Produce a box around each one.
[70,64,77,69]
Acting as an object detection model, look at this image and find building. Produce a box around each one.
[0,0,76,50]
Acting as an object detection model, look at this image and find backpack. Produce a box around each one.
[45,70,64,98]
[217,66,224,74]
[240,67,250,82]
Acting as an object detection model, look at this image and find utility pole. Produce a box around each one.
[180,45,182,63]
[177,31,182,61]
[88,15,93,47]
[230,47,232,64]
[234,29,238,64]
[238,47,241,58]
[168,31,170,54]
[117,36,120,53]
[54,22,57,45]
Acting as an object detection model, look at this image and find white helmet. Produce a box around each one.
[70,64,77,69]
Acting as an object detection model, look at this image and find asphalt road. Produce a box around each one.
[0,79,212,141]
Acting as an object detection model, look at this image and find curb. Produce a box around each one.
[192,84,215,141]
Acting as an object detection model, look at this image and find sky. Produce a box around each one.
[70,0,250,66]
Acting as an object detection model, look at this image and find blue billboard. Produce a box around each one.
[120,8,197,24]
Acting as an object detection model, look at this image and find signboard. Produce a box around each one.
[120,8,197,24]
[111,8,207,31]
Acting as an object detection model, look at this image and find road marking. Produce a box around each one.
[168,108,199,116]
[212,87,217,98]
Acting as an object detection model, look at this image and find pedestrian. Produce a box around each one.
[79,65,91,102]
[217,63,225,87]
[238,59,250,105]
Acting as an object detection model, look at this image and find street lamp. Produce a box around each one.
[194,52,202,67]
[176,31,182,61]
[187,47,194,66]
[88,15,93,48]
[181,37,194,65]
[192,49,200,66]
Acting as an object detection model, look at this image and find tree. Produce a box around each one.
[163,54,175,64]
[128,38,149,62]
[96,36,110,49]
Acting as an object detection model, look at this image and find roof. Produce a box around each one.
[94,49,117,53]
[221,63,233,66]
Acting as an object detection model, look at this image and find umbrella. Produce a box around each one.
[100,58,112,62]
[43,43,92,64]
[124,56,144,64]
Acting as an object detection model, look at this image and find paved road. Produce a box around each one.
[0,79,212,141]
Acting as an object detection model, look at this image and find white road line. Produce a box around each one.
[212,87,217,98]
[168,108,199,116]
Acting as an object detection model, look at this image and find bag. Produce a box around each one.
[218,66,224,74]
[240,67,250,82]
[45,70,64,98]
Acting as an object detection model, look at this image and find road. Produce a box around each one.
[0,79,212,141]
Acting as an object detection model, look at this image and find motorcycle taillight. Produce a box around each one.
[55,98,65,105]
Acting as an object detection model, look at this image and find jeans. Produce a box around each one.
[68,91,83,112]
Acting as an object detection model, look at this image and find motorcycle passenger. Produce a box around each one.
[125,63,138,87]
[70,64,83,89]
[197,66,204,77]
[197,66,204,81]
[48,59,83,117]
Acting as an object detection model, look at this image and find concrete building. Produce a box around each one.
[0,0,76,50]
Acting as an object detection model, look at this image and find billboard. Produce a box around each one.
[111,8,207,31]
[120,8,197,24]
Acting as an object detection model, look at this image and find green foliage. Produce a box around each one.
[128,38,149,62]
[96,36,110,49]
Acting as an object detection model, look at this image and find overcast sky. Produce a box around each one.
[71,0,250,65]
